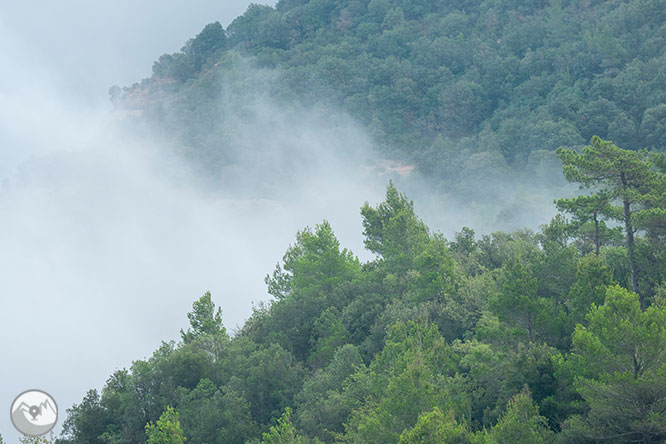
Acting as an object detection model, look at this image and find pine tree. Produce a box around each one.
[555,193,616,255]
[557,137,660,307]
[564,285,666,442]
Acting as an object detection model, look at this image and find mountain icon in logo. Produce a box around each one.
[10,389,58,436]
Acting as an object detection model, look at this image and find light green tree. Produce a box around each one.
[489,388,554,444]
[260,219,360,362]
[180,292,226,344]
[260,408,305,444]
[340,322,462,444]
[398,407,481,444]
[145,406,185,444]
[361,181,430,275]
[564,285,666,442]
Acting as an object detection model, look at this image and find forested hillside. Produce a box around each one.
[50,0,666,443]
[118,0,666,182]
[56,137,666,444]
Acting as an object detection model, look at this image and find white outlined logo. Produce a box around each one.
[10,389,58,436]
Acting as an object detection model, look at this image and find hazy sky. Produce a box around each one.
[0,0,277,106]
[0,2,367,442]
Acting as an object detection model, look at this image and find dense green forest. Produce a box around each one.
[118,0,666,184]
[51,0,666,442]
[55,137,666,443]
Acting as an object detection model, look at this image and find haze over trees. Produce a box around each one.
[52,0,666,442]
[118,0,666,191]
[56,137,666,443]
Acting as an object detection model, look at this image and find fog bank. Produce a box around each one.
[0,7,385,441]
[0,4,573,442]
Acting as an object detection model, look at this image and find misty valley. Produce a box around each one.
[4,0,666,443]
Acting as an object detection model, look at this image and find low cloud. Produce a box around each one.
[0,11,573,442]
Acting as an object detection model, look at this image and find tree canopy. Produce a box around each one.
[58,153,666,443]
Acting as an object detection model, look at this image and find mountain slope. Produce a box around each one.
[119,0,666,179]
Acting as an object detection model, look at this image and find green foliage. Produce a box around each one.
[59,181,666,444]
[256,220,360,362]
[489,389,554,444]
[454,339,562,430]
[556,137,657,199]
[554,194,619,255]
[566,254,614,326]
[489,260,546,343]
[224,340,305,426]
[175,378,257,444]
[60,389,111,444]
[295,345,365,442]
[340,322,464,444]
[152,22,226,82]
[563,285,666,442]
[266,220,359,302]
[180,291,227,344]
[145,406,185,444]
[361,181,430,270]
[398,407,480,444]
[19,435,56,444]
[261,408,306,444]
[557,137,666,304]
[188,22,227,68]
[357,182,462,349]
